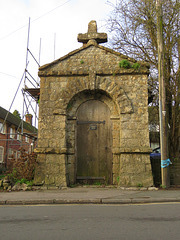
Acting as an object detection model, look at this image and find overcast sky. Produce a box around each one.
[0,0,116,121]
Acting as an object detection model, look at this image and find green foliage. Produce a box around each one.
[132,62,140,69]
[116,176,120,183]
[119,60,141,70]
[12,110,21,119]
[93,182,102,186]
[119,59,131,69]
[69,184,78,188]
[16,178,27,184]
[15,178,34,186]
[67,102,72,110]
[7,168,18,185]
[137,183,143,188]
[80,60,84,64]
[0,174,5,179]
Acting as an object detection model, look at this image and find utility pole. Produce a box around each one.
[156,0,170,188]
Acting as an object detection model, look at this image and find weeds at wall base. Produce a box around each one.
[0,148,37,190]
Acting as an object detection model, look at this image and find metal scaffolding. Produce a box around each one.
[0,18,40,165]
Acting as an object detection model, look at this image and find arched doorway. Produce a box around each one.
[76,100,112,184]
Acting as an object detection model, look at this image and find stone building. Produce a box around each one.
[34,20,153,188]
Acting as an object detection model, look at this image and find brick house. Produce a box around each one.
[0,106,37,167]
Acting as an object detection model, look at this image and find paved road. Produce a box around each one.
[0,203,180,240]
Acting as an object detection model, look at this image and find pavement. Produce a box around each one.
[0,186,180,205]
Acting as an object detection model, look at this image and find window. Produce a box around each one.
[25,135,29,143]
[10,128,15,138]
[14,150,17,160]
[8,148,15,159]
[17,151,21,159]
[0,146,4,163]
[17,132,21,141]
[0,122,6,134]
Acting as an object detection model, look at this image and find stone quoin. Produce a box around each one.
[34,20,153,188]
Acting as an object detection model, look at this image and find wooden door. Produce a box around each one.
[76,100,112,184]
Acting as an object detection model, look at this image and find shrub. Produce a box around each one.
[132,62,140,69]
[119,59,131,69]
[6,148,37,182]
[119,60,141,70]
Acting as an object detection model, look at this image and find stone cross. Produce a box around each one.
[78,20,107,46]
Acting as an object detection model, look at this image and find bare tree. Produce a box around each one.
[107,0,180,159]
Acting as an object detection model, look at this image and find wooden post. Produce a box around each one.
[156,0,170,187]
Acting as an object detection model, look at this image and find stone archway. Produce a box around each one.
[66,89,120,185]
[53,76,133,116]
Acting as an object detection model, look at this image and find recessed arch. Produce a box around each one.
[53,77,133,115]
[66,89,119,119]
[65,89,120,185]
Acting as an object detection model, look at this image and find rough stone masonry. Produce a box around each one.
[34,20,153,188]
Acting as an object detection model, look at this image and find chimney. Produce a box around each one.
[25,114,33,125]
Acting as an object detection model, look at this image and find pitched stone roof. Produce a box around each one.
[39,20,150,76]
[39,42,150,76]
